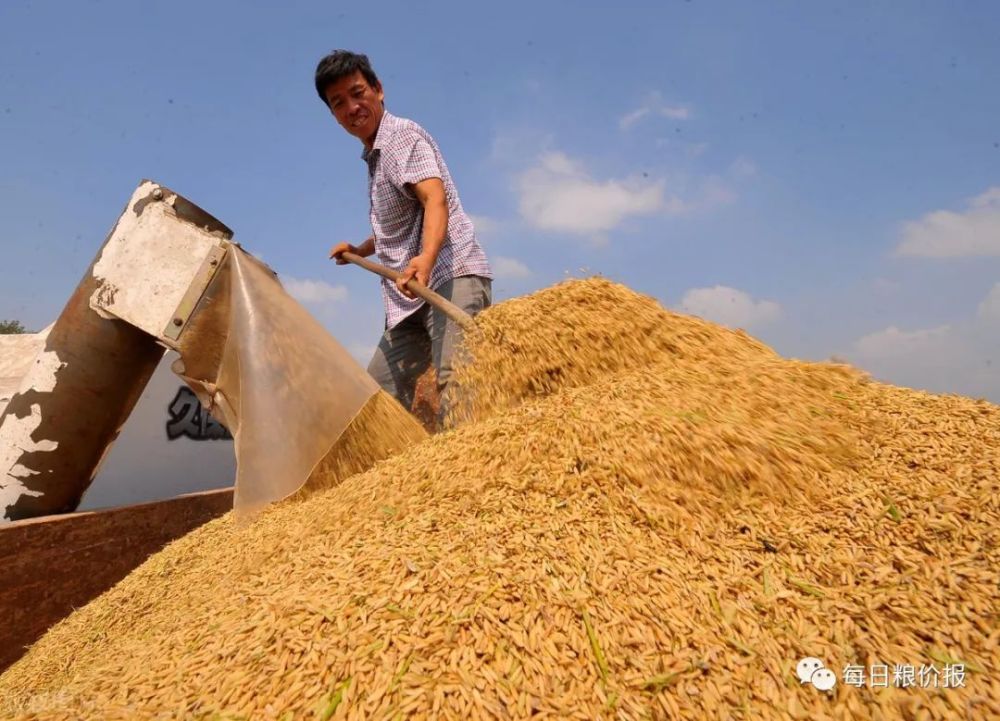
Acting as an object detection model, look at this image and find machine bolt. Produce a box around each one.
[152,188,163,200]
[172,317,183,327]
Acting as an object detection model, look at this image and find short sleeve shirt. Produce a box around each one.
[362,110,492,329]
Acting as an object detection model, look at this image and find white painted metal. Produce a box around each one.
[89,181,226,340]
[0,331,235,516]
[0,328,50,416]
[1,181,233,522]
[0,328,58,511]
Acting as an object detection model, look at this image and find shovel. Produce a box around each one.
[339,252,478,332]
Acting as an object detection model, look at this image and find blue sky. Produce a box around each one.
[3,0,999,402]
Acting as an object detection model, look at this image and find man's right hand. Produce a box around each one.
[330,236,376,264]
[329,241,358,265]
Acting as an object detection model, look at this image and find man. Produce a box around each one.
[318,50,492,428]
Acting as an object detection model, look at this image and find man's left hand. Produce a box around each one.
[396,252,436,298]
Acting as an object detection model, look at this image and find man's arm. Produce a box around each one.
[329,235,375,264]
[396,177,447,297]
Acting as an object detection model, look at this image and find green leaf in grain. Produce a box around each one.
[708,590,723,619]
[679,410,706,423]
[317,677,351,721]
[726,636,756,656]
[884,499,902,522]
[929,649,986,674]
[830,392,856,409]
[788,577,826,597]
[454,581,502,623]
[390,654,413,693]
[762,568,773,599]
[386,604,414,619]
[582,610,610,683]
[604,690,619,710]
[640,672,681,693]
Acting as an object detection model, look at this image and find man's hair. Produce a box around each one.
[314,50,381,104]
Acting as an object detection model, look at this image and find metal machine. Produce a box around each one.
[0,181,384,523]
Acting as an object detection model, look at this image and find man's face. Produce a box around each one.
[323,71,385,147]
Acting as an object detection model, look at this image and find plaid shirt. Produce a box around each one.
[362,110,491,329]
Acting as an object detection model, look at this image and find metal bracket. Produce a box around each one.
[162,244,228,344]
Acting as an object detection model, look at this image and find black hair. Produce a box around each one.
[314,50,381,104]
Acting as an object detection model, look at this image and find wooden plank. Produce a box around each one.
[0,488,233,673]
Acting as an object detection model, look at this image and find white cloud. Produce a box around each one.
[620,92,691,130]
[845,282,1000,401]
[492,256,532,279]
[697,176,738,210]
[491,129,554,165]
[854,324,953,357]
[653,138,709,157]
[848,322,987,398]
[895,186,1000,258]
[620,108,651,129]
[282,277,348,305]
[516,151,672,234]
[977,282,1000,322]
[678,286,781,329]
[687,142,710,157]
[468,213,500,237]
[729,156,757,178]
[872,277,901,295]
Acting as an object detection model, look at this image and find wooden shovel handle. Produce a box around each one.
[340,252,477,332]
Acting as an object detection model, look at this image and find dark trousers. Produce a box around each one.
[366,275,492,425]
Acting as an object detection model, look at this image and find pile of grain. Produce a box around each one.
[2,278,998,720]
[303,389,428,495]
[448,278,779,426]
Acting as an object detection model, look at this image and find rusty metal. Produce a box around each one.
[0,181,233,522]
[0,487,233,671]
[162,244,228,344]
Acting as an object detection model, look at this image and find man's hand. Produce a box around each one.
[329,236,375,265]
[329,241,358,265]
[396,252,436,298]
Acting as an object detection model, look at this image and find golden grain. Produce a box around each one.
[1,278,997,720]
